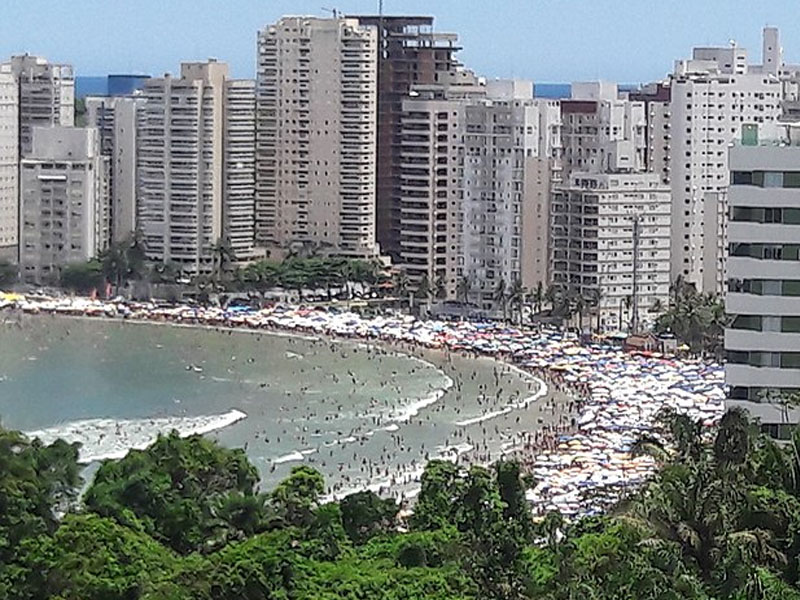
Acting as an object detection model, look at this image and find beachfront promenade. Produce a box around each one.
[0,293,725,517]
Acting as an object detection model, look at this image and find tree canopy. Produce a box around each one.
[5,410,800,599]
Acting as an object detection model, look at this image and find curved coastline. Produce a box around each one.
[0,297,724,517]
[3,306,557,505]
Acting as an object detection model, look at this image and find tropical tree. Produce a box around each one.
[339,491,399,545]
[434,274,447,301]
[507,279,526,326]
[456,275,471,304]
[586,287,603,333]
[0,260,18,288]
[532,282,545,315]
[84,432,261,554]
[415,273,432,304]
[493,279,508,322]
[60,260,105,293]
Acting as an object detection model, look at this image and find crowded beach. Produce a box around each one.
[0,291,725,517]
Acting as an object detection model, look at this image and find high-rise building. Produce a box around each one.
[551,172,672,331]
[19,127,108,284]
[85,95,144,244]
[349,15,462,261]
[667,32,783,294]
[628,82,672,185]
[138,60,256,276]
[560,82,646,180]
[0,65,18,260]
[725,135,800,438]
[223,79,257,261]
[6,55,74,156]
[396,77,560,310]
[256,16,379,259]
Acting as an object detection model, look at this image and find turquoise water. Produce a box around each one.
[0,314,543,498]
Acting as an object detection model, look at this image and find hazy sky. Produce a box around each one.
[0,0,796,82]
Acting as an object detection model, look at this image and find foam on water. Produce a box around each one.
[454,375,548,426]
[389,375,454,423]
[25,409,247,464]
[273,451,305,464]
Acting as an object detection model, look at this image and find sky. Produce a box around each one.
[0,0,798,83]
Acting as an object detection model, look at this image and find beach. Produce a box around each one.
[0,309,556,503]
[0,293,725,516]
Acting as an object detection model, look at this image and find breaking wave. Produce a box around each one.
[24,409,247,463]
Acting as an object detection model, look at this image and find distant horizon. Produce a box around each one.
[1,1,796,83]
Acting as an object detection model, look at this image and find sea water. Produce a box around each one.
[0,314,547,499]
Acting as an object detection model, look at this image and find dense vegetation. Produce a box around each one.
[2,410,799,599]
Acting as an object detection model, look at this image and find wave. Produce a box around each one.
[454,376,548,427]
[272,451,304,464]
[389,375,454,423]
[455,407,513,427]
[24,409,247,464]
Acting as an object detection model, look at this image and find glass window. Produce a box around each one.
[785,172,800,188]
[732,315,762,330]
[781,353,800,369]
[763,316,781,332]
[763,280,781,295]
[783,280,800,296]
[732,170,753,185]
[785,209,800,224]
[782,317,800,333]
[764,171,784,187]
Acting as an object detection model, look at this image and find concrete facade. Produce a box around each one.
[256,16,379,259]
[551,172,671,331]
[137,61,228,277]
[223,79,257,261]
[85,95,144,244]
[725,140,800,437]
[350,16,461,261]
[668,38,783,294]
[0,65,17,260]
[19,127,108,284]
[6,55,74,156]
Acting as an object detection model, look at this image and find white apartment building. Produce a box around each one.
[6,55,74,156]
[560,82,646,180]
[85,95,144,244]
[223,79,257,261]
[726,139,800,438]
[19,127,108,284]
[138,60,256,277]
[0,65,17,260]
[551,172,671,331]
[256,16,379,259]
[668,36,783,294]
[397,78,560,309]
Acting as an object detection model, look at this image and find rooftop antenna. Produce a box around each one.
[321,6,339,17]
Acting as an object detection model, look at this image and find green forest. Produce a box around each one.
[2,409,799,599]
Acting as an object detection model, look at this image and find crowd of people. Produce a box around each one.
[0,292,725,517]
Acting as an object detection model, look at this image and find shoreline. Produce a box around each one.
[2,296,723,517]
[6,308,567,502]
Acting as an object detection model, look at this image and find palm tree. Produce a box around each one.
[532,282,545,315]
[508,279,526,326]
[456,275,472,304]
[570,289,587,332]
[544,285,558,312]
[586,288,603,333]
[415,273,432,304]
[394,270,410,302]
[211,239,235,288]
[434,274,447,301]
[493,279,508,322]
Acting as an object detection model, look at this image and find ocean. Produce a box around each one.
[0,315,548,499]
